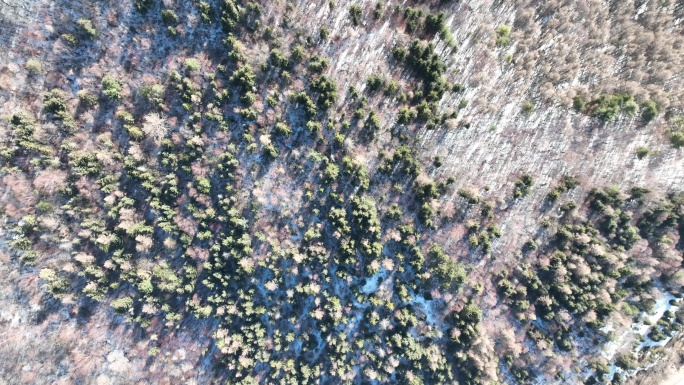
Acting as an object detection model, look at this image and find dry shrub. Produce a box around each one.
[3,173,36,216]
[33,169,68,194]
[174,215,197,237]
[142,113,168,142]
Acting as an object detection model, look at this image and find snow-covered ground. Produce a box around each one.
[601,290,681,380]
